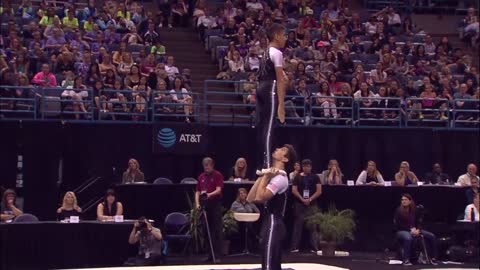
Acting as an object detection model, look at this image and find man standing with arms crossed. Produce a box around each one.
[247,144,297,270]
[256,23,288,171]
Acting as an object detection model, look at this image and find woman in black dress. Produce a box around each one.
[57,191,82,221]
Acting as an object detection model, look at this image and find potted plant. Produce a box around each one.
[188,206,205,254]
[221,209,239,255]
[305,205,356,256]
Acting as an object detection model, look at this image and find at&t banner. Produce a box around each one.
[153,124,208,155]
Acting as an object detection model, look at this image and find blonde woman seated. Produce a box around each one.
[395,161,419,186]
[57,191,82,221]
[97,189,124,221]
[122,158,145,184]
[228,158,249,181]
[321,159,344,185]
[356,161,385,186]
[231,188,259,213]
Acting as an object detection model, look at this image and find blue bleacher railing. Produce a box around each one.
[1,83,479,130]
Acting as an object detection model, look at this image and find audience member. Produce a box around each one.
[0,189,23,222]
[228,157,249,181]
[424,163,451,185]
[464,194,479,221]
[230,188,259,213]
[195,157,223,261]
[289,161,301,183]
[57,191,82,221]
[466,177,479,204]
[122,158,145,184]
[355,160,385,186]
[395,161,419,186]
[31,63,57,87]
[394,194,437,266]
[125,217,163,266]
[97,189,124,221]
[457,164,479,186]
[321,159,344,185]
[290,159,322,252]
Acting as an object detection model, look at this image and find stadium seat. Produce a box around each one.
[180,177,197,184]
[163,212,191,256]
[12,213,39,223]
[153,177,173,184]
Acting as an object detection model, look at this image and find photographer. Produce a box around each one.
[195,157,224,262]
[125,218,163,266]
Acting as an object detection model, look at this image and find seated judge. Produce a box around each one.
[97,189,124,221]
[231,188,259,213]
[228,158,250,181]
[395,161,419,186]
[424,163,450,185]
[457,164,479,187]
[122,158,145,184]
[1,189,23,222]
[356,160,385,186]
[464,193,479,222]
[57,191,82,221]
[321,159,344,185]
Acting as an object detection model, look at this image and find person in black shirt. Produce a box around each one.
[424,163,451,185]
[285,31,299,50]
[290,159,322,252]
[57,191,82,221]
[256,23,287,171]
[247,144,297,270]
[394,194,437,265]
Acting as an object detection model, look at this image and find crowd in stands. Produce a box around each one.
[196,0,479,125]
[0,0,195,122]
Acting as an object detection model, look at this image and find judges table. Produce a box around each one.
[116,183,469,225]
[0,221,136,270]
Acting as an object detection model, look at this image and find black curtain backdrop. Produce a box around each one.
[0,122,478,220]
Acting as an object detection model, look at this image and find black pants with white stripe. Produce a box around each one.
[260,214,286,270]
[256,80,278,169]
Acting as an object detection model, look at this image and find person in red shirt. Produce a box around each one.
[195,157,224,262]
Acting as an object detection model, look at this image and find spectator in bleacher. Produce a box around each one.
[413,45,430,67]
[395,161,419,186]
[165,55,179,81]
[103,69,117,89]
[92,80,109,113]
[321,159,344,185]
[245,47,260,72]
[170,76,193,122]
[140,53,156,76]
[45,27,66,52]
[350,36,364,54]
[122,26,143,45]
[1,189,23,222]
[99,54,117,76]
[39,7,59,27]
[391,53,410,75]
[356,160,385,186]
[316,81,338,118]
[365,17,378,36]
[228,50,245,78]
[354,82,376,117]
[320,51,337,74]
[132,76,151,114]
[54,51,75,74]
[337,52,354,76]
[62,9,79,30]
[57,191,82,221]
[61,76,88,119]
[97,189,124,221]
[11,53,30,77]
[394,194,438,266]
[144,22,159,46]
[457,164,479,187]
[290,159,322,253]
[122,158,145,184]
[117,53,134,77]
[85,63,101,87]
[369,62,387,86]
[171,0,189,27]
[228,157,249,181]
[454,83,473,120]
[310,63,327,84]
[328,73,342,95]
[424,163,451,185]
[31,63,57,87]
[112,42,127,66]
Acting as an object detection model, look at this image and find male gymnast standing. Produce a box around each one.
[247,144,297,270]
[256,23,288,170]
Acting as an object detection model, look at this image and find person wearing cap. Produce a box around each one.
[290,159,322,252]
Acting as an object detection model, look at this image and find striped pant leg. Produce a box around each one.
[261,215,285,270]
[256,80,277,169]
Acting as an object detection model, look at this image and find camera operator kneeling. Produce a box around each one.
[124,217,164,266]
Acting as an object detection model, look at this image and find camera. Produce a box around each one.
[199,192,208,208]
[137,218,148,231]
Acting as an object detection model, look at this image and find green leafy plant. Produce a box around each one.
[222,209,239,238]
[188,207,205,254]
[305,205,356,245]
